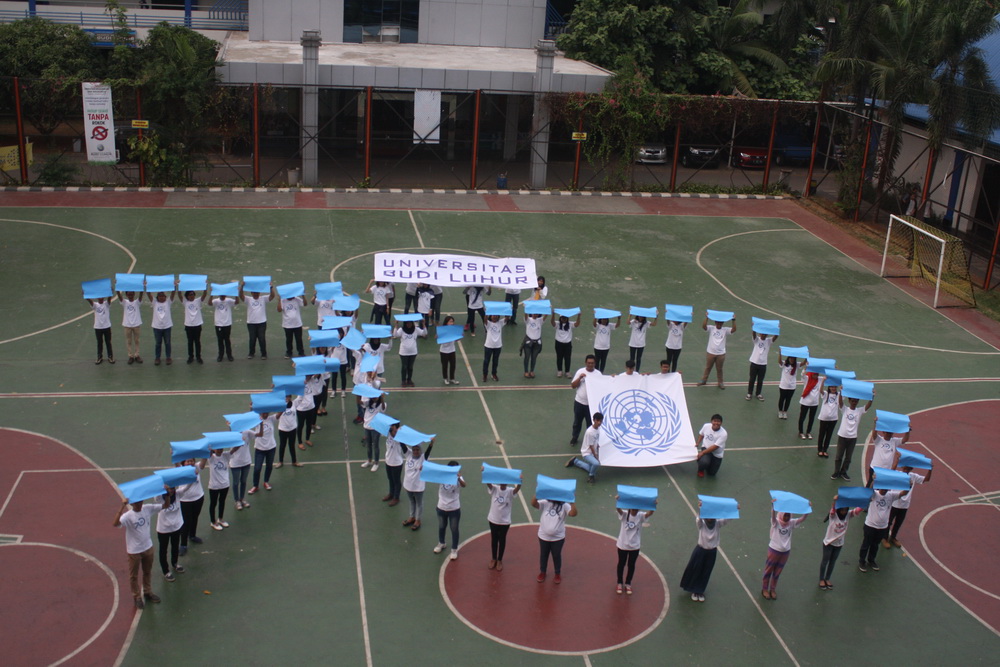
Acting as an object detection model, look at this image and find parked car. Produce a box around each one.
[636,143,668,164]
[681,145,722,168]
[774,131,813,166]
[731,146,768,169]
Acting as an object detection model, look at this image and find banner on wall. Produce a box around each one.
[82,82,117,164]
[374,252,536,288]
[413,89,441,144]
[587,372,697,468]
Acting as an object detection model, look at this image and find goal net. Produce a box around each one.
[880,214,976,308]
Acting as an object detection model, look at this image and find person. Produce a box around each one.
[230,426,253,510]
[117,289,142,364]
[278,292,306,358]
[177,458,206,556]
[884,465,931,549]
[569,355,601,446]
[680,504,731,602]
[366,279,391,325]
[797,370,823,440]
[403,282,419,314]
[776,355,800,419]
[207,448,231,530]
[402,438,434,531]
[521,311,544,378]
[415,283,435,325]
[329,332,351,396]
[819,496,863,590]
[816,382,840,458]
[698,314,736,389]
[383,422,404,506]
[438,315,459,385]
[905,185,920,216]
[182,288,208,364]
[463,285,489,336]
[615,499,655,595]
[627,314,656,373]
[761,503,808,600]
[240,281,275,360]
[858,487,906,572]
[696,414,727,478]
[361,394,386,471]
[294,374,321,449]
[551,311,580,378]
[430,284,443,326]
[394,318,427,387]
[485,471,522,571]
[361,336,391,378]
[831,392,875,481]
[866,418,908,488]
[86,293,115,364]
[530,276,548,301]
[313,288,337,329]
[745,331,777,401]
[532,494,578,583]
[148,287,176,366]
[114,494,165,609]
[434,461,467,560]
[566,412,602,483]
[504,287,521,326]
[211,293,239,362]
[155,487,184,582]
[482,313,507,382]
[663,319,687,373]
[249,412,277,494]
[276,393,300,466]
[592,314,620,373]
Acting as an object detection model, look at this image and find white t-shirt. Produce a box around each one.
[865,490,903,529]
[229,432,253,468]
[525,315,544,341]
[699,423,728,458]
[572,367,601,405]
[362,341,390,374]
[150,297,173,329]
[394,327,426,356]
[484,319,504,349]
[665,322,686,350]
[212,297,235,327]
[439,339,456,354]
[176,462,205,502]
[554,320,574,344]
[778,363,798,390]
[696,518,728,549]
[293,392,315,412]
[315,299,335,327]
[628,320,650,348]
[384,435,403,467]
[818,390,840,421]
[869,434,901,469]
[892,473,924,509]
[119,504,161,554]
[280,297,304,328]
[91,301,111,329]
[487,486,516,525]
[768,514,805,552]
[537,499,570,541]
[581,425,600,457]
[402,450,425,493]
[416,289,434,314]
[278,403,298,431]
[437,477,463,511]
[208,452,232,490]
[706,326,732,355]
[363,401,385,429]
[245,295,269,324]
[616,510,648,550]
[823,507,862,546]
[531,285,548,300]
[121,299,142,327]
[183,297,204,327]
[254,416,277,451]
[837,405,868,439]
[371,285,389,306]
[799,375,822,407]
[594,322,616,350]
[748,335,773,365]
[156,497,183,534]
[464,286,486,310]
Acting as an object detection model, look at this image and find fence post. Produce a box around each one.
[136,87,146,187]
[13,76,29,185]
[364,86,373,185]
[252,83,260,187]
[571,115,583,190]
[762,101,779,191]
[920,147,935,210]
[470,89,481,188]
[853,107,876,223]
[669,121,681,192]
[805,99,823,198]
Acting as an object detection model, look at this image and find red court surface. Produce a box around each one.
[442,524,667,654]
[0,429,134,667]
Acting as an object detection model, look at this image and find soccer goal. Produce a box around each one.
[879,214,976,308]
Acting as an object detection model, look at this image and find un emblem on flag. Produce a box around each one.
[598,390,681,456]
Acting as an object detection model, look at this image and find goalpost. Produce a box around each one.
[879,214,977,308]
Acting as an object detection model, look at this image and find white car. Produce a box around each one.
[636,143,668,164]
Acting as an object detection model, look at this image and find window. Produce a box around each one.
[344,0,419,44]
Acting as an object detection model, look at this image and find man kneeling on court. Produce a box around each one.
[696,414,727,478]
[566,413,602,483]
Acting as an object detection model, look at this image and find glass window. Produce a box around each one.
[344,0,419,43]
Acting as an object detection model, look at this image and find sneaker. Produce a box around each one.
[807,433,813,439]
[263,482,272,490]
[757,395,765,401]
[553,574,562,584]
[450,549,459,560]
[444,379,450,386]
[858,563,868,573]
[227,355,234,361]
[109,357,116,364]
[557,371,564,378]
[220,520,229,528]
[128,357,135,365]
[212,522,223,531]
[587,476,596,484]
[881,538,892,549]
[841,472,851,482]
[690,592,698,601]
[174,565,185,574]
[371,463,379,472]
[830,472,841,480]
[869,561,879,572]
[179,545,188,556]
[353,416,363,424]
[248,486,258,495]
[187,357,194,364]
[799,433,807,439]
[261,355,267,360]
[135,356,143,363]
[361,461,371,468]
[217,356,223,362]
[433,543,446,554]
[154,358,161,366]
[746,393,752,400]
[537,572,546,583]
[190,536,203,544]
[144,593,161,604]
[697,594,705,602]
[273,462,283,469]
[241,500,250,508]
[565,456,576,468]
[697,470,705,478]
[166,358,172,365]
[624,584,632,595]
[483,374,488,382]
[95,357,103,365]
[696,381,707,386]
[492,374,499,382]
[617,584,624,595]
[134,597,144,610]
[164,572,176,582]
[247,354,255,359]
[235,501,243,510]
[451,380,459,385]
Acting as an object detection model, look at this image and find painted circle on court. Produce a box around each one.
[919,503,1000,600]
[441,524,668,655]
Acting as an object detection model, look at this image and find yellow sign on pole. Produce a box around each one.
[0,142,32,172]
[572,132,587,141]
[131,120,149,129]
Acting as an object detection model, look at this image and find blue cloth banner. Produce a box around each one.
[536,474,576,503]
[706,309,734,322]
[593,307,621,320]
[115,273,145,292]
[752,317,781,336]
[553,307,581,318]
[481,462,522,486]
[629,306,657,319]
[242,276,271,293]
[315,282,343,301]
[351,384,385,399]
[154,466,198,488]
[333,294,360,311]
[825,368,856,380]
[871,467,912,491]
[170,437,211,464]
[665,304,693,323]
[484,301,513,316]
[875,410,910,434]
[823,376,842,387]
[145,275,175,293]
[394,425,435,447]
[277,281,305,299]
[359,354,380,373]
[770,490,812,514]
[224,411,261,433]
[779,345,809,358]
[420,460,461,485]
[272,375,305,396]
[895,447,933,469]
[697,495,740,520]
[841,378,874,401]
[806,357,836,373]
[394,313,424,322]
[322,316,354,331]
[119,474,167,503]
[308,329,340,347]
[178,274,207,292]
[436,325,464,344]
[82,278,113,299]
[341,328,366,350]
[524,300,552,315]
[202,431,245,448]
[369,412,400,437]
[250,391,287,414]
[835,486,874,509]
[211,281,239,297]
[616,484,658,511]
[362,323,392,338]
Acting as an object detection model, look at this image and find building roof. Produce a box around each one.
[217,31,611,93]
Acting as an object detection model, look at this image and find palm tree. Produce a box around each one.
[697,0,787,98]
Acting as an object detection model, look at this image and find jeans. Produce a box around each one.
[185,324,202,360]
[665,347,681,373]
[572,454,600,478]
[440,352,456,381]
[247,322,267,356]
[284,326,304,357]
[157,530,180,574]
[407,490,424,520]
[180,496,203,547]
[253,448,275,487]
[747,362,766,396]
[539,538,565,575]
[437,507,461,549]
[209,487,228,522]
[859,524,885,564]
[888,507,908,540]
[215,325,232,359]
[570,401,592,444]
[365,429,381,463]
[153,327,172,360]
[490,522,510,561]
[554,341,572,373]
[400,354,416,384]
[523,340,541,373]
[95,327,113,358]
[504,292,520,323]
[628,345,644,372]
[231,465,250,502]
[593,348,609,373]
[697,451,723,476]
[386,464,402,500]
[371,304,388,325]
[483,347,501,376]
[819,543,842,581]
[278,429,297,464]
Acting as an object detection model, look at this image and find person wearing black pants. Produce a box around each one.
[177,462,206,556]
[569,355,598,445]
[215,325,232,361]
[156,490,184,581]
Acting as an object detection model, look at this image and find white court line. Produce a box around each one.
[408,210,425,248]
[917,504,1000,604]
[696,228,1000,355]
[0,471,25,522]
[663,466,801,667]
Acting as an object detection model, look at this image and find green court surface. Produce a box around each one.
[1,204,999,666]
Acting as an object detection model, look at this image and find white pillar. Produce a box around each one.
[301,30,321,186]
[529,40,556,190]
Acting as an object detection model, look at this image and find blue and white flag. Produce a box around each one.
[586,371,697,467]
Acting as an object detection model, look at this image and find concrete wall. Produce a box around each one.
[249,0,344,43]
[895,126,981,233]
